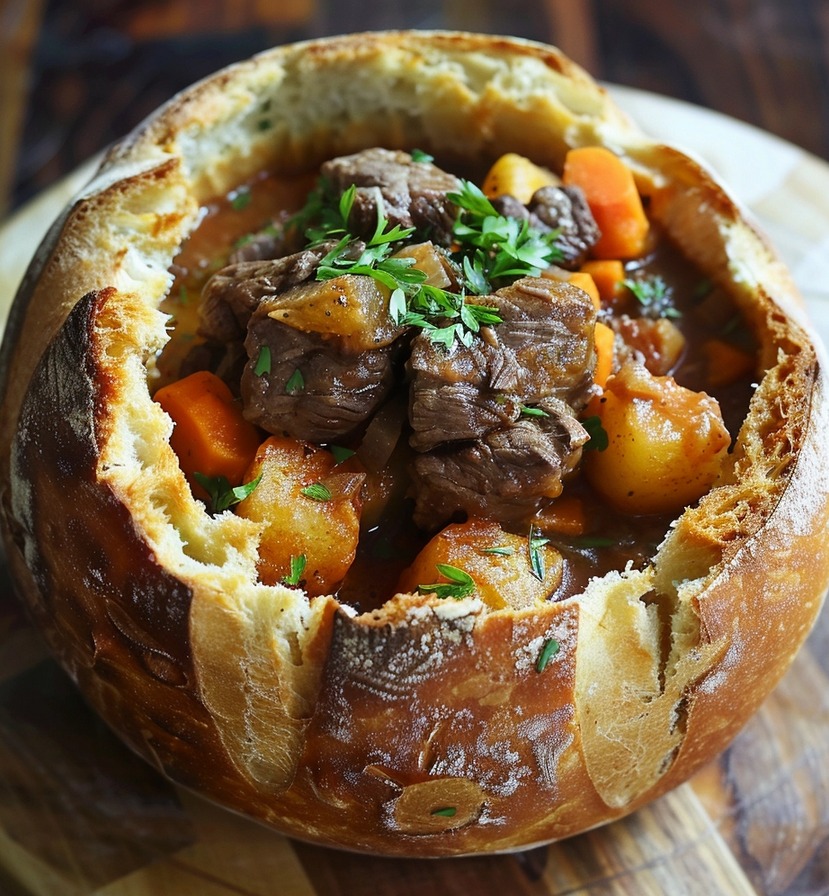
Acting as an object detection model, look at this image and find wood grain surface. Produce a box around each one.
[1,3,828,893]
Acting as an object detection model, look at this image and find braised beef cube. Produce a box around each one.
[528,185,600,269]
[321,148,461,246]
[411,398,589,528]
[408,277,596,452]
[198,243,338,343]
[241,274,406,442]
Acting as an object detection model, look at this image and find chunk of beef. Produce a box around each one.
[528,185,601,269]
[411,398,589,528]
[408,277,596,452]
[227,215,295,265]
[321,148,461,246]
[198,243,338,344]
[241,274,406,442]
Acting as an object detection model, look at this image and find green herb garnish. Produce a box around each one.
[447,180,564,294]
[285,367,304,393]
[536,637,560,673]
[411,148,435,163]
[193,472,262,514]
[310,191,502,350]
[528,526,550,581]
[430,806,457,817]
[520,405,550,418]
[329,445,356,464]
[582,415,609,452]
[623,275,680,319]
[254,345,271,376]
[282,554,307,587]
[480,545,515,556]
[417,564,476,600]
[230,187,252,211]
[301,482,332,502]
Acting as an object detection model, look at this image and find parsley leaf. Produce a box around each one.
[282,554,307,587]
[194,472,262,514]
[582,415,609,452]
[285,367,304,393]
[417,564,476,600]
[447,180,564,292]
[301,482,332,502]
[329,445,356,464]
[430,806,457,817]
[410,148,435,163]
[254,345,271,376]
[230,187,252,211]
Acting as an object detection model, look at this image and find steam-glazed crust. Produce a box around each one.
[1,32,828,856]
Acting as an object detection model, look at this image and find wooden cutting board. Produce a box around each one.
[0,87,828,896]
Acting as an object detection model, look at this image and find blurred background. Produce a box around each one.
[2,0,829,218]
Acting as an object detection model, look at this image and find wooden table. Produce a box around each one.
[1,3,829,894]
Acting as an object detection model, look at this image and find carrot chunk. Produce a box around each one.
[580,259,625,306]
[593,321,615,389]
[563,147,649,259]
[154,370,262,488]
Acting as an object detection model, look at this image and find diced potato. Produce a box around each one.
[482,153,559,203]
[396,518,563,610]
[264,275,398,349]
[237,436,365,595]
[393,242,455,289]
[584,362,730,515]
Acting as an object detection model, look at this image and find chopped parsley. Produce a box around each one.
[301,482,332,502]
[254,345,271,376]
[582,415,609,452]
[285,367,304,393]
[417,564,476,600]
[410,148,435,163]
[329,445,356,464]
[520,404,550,418]
[536,637,560,673]
[300,184,503,351]
[430,806,457,817]
[282,554,307,587]
[230,187,252,211]
[447,180,564,294]
[193,472,261,514]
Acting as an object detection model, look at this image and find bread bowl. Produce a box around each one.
[0,30,827,858]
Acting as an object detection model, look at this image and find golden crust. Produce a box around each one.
[1,31,828,856]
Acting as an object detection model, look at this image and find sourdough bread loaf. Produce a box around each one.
[0,31,827,856]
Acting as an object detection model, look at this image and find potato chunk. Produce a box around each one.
[397,518,563,610]
[584,361,730,515]
[237,436,365,595]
